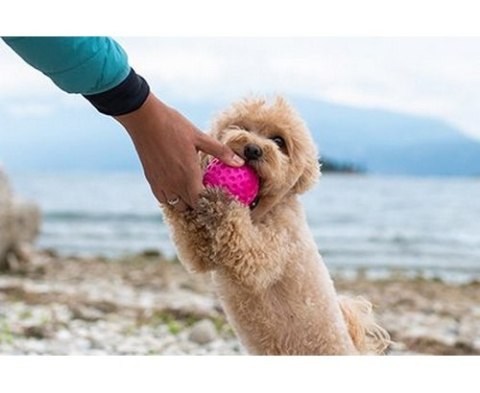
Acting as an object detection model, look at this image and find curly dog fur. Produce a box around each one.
[163,96,390,355]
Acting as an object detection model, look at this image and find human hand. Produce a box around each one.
[115,93,244,211]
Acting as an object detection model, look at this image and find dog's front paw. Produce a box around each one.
[195,187,244,226]
[198,186,235,211]
[161,200,196,223]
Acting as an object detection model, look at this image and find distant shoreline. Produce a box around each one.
[319,157,365,174]
[39,247,480,286]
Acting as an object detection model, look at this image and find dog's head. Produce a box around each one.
[203,96,320,221]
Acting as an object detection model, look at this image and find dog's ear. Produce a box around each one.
[292,156,321,194]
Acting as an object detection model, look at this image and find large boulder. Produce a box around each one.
[0,167,41,271]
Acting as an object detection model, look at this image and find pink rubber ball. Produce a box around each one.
[203,158,260,206]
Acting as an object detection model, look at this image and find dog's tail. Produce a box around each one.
[339,295,391,354]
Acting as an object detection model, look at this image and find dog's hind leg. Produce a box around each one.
[339,295,391,354]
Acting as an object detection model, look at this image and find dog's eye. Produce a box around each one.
[271,136,285,148]
[231,123,250,132]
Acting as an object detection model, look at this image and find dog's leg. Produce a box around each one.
[162,205,217,273]
[194,187,287,290]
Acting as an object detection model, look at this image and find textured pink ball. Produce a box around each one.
[203,158,259,205]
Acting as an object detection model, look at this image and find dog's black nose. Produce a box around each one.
[244,143,263,160]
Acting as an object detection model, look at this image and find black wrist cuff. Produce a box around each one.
[83,68,150,116]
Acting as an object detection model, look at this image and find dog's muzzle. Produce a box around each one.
[244,143,263,161]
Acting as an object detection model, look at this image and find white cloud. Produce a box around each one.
[4,102,56,117]
[117,37,480,139]
[0,42,91,115]
[1,37,480,139]
[0,42,60,97]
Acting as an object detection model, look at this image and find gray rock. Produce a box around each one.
[188,319,217,345]
[0,168,41,271]
[0,168,13,270]
[12,199,41,244]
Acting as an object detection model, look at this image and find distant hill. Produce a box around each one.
[289,97,480,176]
[1,96,480,176]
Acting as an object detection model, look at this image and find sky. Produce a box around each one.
[0,37,479,140]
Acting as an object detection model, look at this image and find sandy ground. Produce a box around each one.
[1,250,479,355]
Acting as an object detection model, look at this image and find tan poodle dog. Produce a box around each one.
[163,97,390,355]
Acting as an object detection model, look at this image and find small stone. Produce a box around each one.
[188,319,217,345]
[72,306,104,322]
[473,339,480,352]
[116,341,144,355]
[75,338,92,351]
[141,249,162,258]
[24,339,47,354]
[22,324,52,339]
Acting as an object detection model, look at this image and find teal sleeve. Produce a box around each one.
[2,36,131,95]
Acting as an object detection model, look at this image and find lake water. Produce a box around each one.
[10,172,480,282]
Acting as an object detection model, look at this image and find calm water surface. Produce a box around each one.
[11,172,480,281]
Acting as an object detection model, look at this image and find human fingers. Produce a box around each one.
[164,192,189,212]
[148,175,190,211]
[156,189,168,205]
[181,160,205,208]
[196,132,244,167]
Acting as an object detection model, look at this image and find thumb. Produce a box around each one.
[196,132,244,167]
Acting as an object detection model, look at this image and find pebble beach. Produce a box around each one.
[1,250,479,356]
